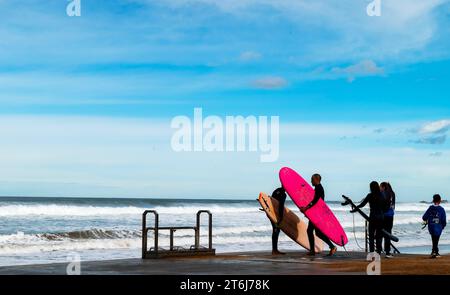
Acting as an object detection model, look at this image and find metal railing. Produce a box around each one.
[142,209,214,258]
[142,210,158,258]
[195,210,212,250]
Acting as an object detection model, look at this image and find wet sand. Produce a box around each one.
[326,253,450,275]
[0,251,448,275]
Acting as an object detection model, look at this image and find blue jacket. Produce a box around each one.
[382,191,395,217]
[422,205,447,236]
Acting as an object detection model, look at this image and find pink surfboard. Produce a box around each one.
[279,167,348,246]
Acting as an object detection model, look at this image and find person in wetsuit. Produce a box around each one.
[270,187,287,255]
[380,182,396,258]
[301,174,337,256]
[352,181,386,254]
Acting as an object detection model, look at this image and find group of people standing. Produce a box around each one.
[352,181,396,257]
[269,175,446,259]
[269,174,338,257]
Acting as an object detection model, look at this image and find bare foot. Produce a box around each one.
[327,247,337,256]
[272,250,286,255]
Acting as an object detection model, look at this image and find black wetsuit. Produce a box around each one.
[307,184,335,252]
[271,188,286,252]
[356,192,385,253]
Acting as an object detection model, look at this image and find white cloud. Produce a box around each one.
[0,115,448,200]
[419,119,450,134]
[0,0,448,100]
[413,135,447,145]
[330,60,384,82]
[156,0,449,64]
[239,51,262,62]
[252,76,287,89]
[373,128,386,134]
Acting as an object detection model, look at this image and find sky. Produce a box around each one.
[0,0,450,201]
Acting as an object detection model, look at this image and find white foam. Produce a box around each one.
[0,202,435,217]
[0,228,448,257]
[328,203,431,213]
[0,201,447,264]
[0,204,257,217]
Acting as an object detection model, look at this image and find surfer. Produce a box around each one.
[271,187,287,255]
[351,181,385,254]
[301,174,337,256]
[380,182,395,258]
[422,194,446,258]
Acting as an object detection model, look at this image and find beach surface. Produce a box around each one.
[0,251,448,275]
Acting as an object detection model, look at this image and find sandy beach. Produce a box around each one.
[0,251,448,275]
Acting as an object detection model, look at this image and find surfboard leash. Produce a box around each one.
[340,236,350,256]
[352,212,365,251]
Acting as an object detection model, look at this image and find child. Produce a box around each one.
[422,194,447,258]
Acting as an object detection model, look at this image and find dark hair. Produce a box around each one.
[381,182,395,203]
[370,181,380,195]
[433,194,441,203]
[312,174,322,181]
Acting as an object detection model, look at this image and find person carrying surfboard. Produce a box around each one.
[271,187,287,255]
[351,181,386,254]
[301,174,337,256]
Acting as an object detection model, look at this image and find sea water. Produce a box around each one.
[0,197,448,266]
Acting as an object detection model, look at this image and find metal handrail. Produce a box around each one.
[365,220,368,253]
[142,210,158,258]
[196,210,213,250]
[142,209,214,258]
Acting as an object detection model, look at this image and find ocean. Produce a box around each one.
[0,197,448,266]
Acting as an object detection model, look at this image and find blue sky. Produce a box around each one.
[0,0,450,201]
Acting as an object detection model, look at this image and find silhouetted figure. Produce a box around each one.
[352,181,386,254]
[302,174,337,256]
[271,187,287,255]
[380,182,396,258]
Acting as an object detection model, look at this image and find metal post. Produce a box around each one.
[195,214,200,249]
[194,228,199,249]
[142,212,147,259]
[196,210,212,250]
[142,210,159,258]
[154,213,159,254]
[208,214,212,250]
[365,220,368,253]
[170,229,175,251]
